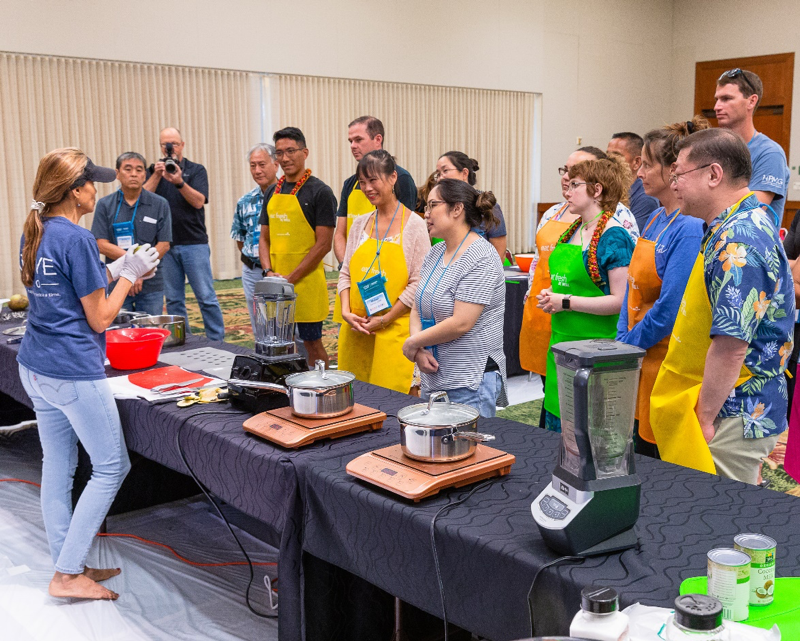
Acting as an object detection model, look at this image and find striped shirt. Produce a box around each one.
[416,237,508,406]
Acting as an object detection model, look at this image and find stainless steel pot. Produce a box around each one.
[112,310,150,326]
[228,360,355,419]
[131,315,186,347]
[397,391,496,462]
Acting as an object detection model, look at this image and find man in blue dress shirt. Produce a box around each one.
[608,132,660,232]
[714,68,790,224]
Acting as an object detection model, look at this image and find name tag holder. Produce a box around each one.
[357,203,401,317]
[112,190,141,251]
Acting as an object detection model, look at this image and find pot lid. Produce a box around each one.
[285,360,355,388]
[398,391,479,426]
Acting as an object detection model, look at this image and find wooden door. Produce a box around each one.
[694,53,794,157]
[695,53,796,227]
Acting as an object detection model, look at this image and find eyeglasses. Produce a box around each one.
[558,166,569,176]
[435,167,457,181]
[721,68,758,96]
[424,200,446,213]
[275,148,305,159]
[669,163,712,184]
[566,181,588,192]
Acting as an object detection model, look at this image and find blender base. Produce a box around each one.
[573,526,638,556]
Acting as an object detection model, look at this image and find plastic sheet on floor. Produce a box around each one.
[0,430,279,641]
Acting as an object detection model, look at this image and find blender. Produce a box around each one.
[531,339,645,556]
[228,276,307,413]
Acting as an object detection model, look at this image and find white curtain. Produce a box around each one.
[0,52,259,295]
[271,74,537,264]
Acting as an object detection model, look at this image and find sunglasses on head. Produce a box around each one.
[721,68,757,96]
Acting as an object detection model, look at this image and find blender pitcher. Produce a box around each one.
[253,276,297,357]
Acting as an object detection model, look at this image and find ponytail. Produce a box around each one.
[20,148,87,288]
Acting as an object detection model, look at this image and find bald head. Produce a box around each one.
[159,127,185,160]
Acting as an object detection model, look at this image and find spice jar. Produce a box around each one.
[666,594,729,640]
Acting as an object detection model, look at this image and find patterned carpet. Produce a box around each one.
[183,276,799,495]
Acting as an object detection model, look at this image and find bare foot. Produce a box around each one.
[49,571,119,600]
[83,567,121,582]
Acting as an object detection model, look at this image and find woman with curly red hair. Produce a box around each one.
[537,154,635,431]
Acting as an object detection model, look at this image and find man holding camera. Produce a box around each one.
[92,152,171,316]
[144,127,225,341]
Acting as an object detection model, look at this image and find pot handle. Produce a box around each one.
[453,431,496,443]
[424,391,450,414]
[315,359,328,380]
[226,379,289,396]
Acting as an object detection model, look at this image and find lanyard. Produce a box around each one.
[113,190,142,226]
[360,202,402,283]
[416,229,472,319]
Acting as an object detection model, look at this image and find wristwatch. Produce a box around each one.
[176,181,186,189]
[562,294,572,310]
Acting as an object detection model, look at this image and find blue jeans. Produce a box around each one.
[241,263,262,334]
[422,371,502,418]
[123,289,164,317]
[162,244,225,341]
[18,365,131,574]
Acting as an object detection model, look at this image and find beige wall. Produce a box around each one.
[671,0,800,201]
[2,0,675,204]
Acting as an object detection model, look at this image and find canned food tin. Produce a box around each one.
[734,533,777,606]
[707,548,750,622]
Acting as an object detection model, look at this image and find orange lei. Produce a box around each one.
[557,209,614,285]
[276,169,312,195]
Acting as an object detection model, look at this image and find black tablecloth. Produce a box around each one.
[5,322,800,640]
[504,277,528,377]
[300,409,800,640]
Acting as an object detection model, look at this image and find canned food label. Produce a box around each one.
[708,560,750,622]
[735,543,776,605]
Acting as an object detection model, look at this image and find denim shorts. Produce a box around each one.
[297,321,323,342]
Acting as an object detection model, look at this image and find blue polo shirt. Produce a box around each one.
[18,217,109,380]
[617,207,704,350]
[628,178,660,233]
[91,189,172,293]
[748,131,790,222]
[147,157,209,245]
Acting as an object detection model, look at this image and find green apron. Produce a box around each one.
[543,242,619,416]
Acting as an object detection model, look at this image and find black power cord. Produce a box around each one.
[429,479,493,641]
[527,554,585,637]
[174,408,277,619]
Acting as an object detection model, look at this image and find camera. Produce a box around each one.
[149,142,180,175]
[162,142,180,174]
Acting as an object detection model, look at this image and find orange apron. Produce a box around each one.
[626,209,680,443]
[519,204,576,375]
[650,195,754,474]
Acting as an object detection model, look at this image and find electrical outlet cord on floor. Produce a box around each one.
[429,479,493,641]
[527,555,585,637]
[174,408,279,618]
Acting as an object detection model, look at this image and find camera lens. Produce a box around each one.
[164,158,178,174]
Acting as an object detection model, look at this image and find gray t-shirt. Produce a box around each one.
[91,189,172,293]
[416,237,508,406]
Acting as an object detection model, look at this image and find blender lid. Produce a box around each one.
[398,391,479,427]
[254,276,296,298]
[551,338,645,367]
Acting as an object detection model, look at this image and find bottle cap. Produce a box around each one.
[674,594,723,631]
[581,586,619,614]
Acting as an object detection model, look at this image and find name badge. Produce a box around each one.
[113,220,135,250]
[420,316,439,360]
[357,273,391,316]
[143,216,157,224]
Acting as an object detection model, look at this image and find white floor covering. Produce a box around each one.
[504,372,543,407]
[0,429,279,641]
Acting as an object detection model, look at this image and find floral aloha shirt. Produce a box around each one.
[704,193,795,438]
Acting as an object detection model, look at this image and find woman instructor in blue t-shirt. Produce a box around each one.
[17,148,160,601]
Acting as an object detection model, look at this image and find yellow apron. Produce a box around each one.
[333,181,376,323]
[338,207,414,393]
[650,196,754,474]
[266,187,329,324]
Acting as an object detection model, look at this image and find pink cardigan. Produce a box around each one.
[337,209,431,309]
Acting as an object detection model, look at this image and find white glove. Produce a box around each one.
[106,254,127,281]
[142,267,158,280]
[119,244,160,284]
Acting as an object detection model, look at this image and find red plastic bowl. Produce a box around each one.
[106,328,171,370]
[514,253,536,273]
